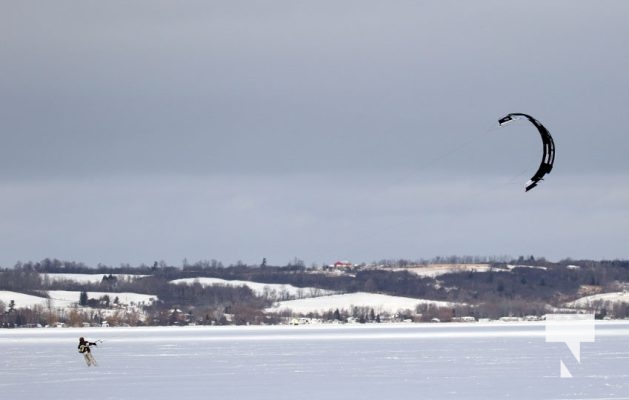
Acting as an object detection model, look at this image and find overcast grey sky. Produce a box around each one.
[1,1,628,267]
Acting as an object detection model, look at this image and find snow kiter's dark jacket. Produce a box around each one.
[78,338,96,353]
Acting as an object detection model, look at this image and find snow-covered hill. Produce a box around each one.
[42,273,147,284]
[396,264,493,278]
[47,290,156,307]
[170,277,335,299]
[171,278,458,316]
[0,290,156,310]
[393,263,551,278]
[566,291,629,308]
[0,290,50,309]
[267,292,457,315]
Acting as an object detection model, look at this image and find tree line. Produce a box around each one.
[2,257,629,327]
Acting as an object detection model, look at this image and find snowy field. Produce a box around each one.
[397,264,494,278]
[0,290,156,309]
[170,277,335,299]
[2,323,629,400]
[566,291,629,308]
[267,292,456,314]
[43,273,148,284]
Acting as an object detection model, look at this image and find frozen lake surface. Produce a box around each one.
[2,322,629,399]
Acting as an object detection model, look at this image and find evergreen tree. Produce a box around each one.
[79,291,88,306]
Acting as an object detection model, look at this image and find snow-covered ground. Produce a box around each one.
[1,287,455,317]
[0,290,49,308]
[267,292,457,314]
[47,290,157,307]
[566,291,629,308]
[170,277,334,299]
[393,263,555,278]
[42,273,148,284]
[2,322,629,400]
[396,264,494,278]
[0,290,156,309]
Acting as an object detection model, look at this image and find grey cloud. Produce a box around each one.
[1,1,628,265]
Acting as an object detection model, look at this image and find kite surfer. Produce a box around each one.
[78,337,98,366]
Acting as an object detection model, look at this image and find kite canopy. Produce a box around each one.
[498,113,555,192]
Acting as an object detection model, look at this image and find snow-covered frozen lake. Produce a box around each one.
[2,322,629,400]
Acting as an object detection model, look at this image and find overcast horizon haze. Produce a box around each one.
[1,1,628,268]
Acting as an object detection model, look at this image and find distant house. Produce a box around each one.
[332,261,353,268]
